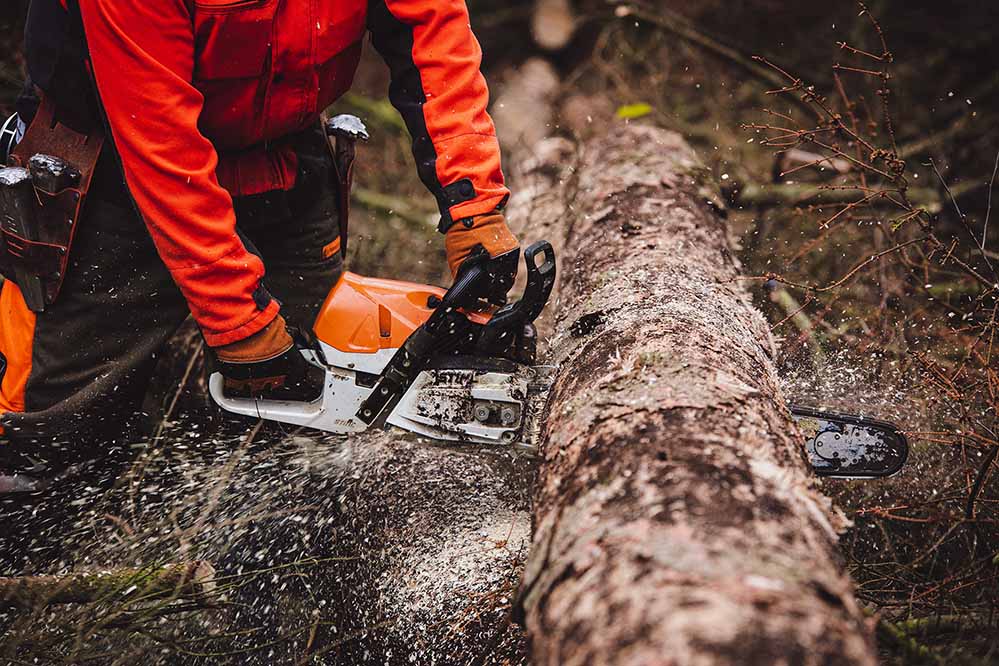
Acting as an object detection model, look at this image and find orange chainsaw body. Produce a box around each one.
[211,241,556,445]
[313,272,492,354]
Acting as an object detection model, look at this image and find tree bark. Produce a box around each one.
[507,123,878,665]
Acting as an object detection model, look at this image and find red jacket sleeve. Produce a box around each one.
[367,0,510,232]
[78,0,278,347]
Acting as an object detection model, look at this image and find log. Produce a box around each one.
[531,0,577,51]
[491,58,561,162]
[506,123,879,664]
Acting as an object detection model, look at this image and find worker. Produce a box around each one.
[0,0,519,483]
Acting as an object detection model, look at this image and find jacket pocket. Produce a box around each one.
[192,0,277,80]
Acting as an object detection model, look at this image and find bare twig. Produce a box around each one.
[983,149,999,251]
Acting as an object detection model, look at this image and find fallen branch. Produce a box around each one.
[0,561,216,609]
[732,181,953,213]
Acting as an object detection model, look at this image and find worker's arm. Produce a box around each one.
[367,0,520,298]
[77,0,278,347]
[367,0,512,231]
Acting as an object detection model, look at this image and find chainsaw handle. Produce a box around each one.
[489,241,556,325]
[440,258,491,312]
[208,371,327,427]
[519,241,557,323]
[448,241,555,314]
[475,241,557,355]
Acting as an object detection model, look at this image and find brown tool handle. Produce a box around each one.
[332,141,355,259]
[324,114,370,262]
[338,150,351,259]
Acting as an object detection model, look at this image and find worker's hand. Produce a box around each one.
[212,314,324,402]
[445,210,520,305]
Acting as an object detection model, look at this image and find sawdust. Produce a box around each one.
[1,428,533,664]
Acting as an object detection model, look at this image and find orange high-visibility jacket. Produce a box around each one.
[55,0,508,346]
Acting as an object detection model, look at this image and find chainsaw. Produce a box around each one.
[207,114,909,480]
[209,239,558,448]
[207,253,908,479]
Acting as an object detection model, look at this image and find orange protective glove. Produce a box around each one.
[212,314,323,401]
[444,211,520,278]
[214,314,293,363]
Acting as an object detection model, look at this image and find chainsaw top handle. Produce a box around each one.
[445,240,555,318]
[515,240,557,324]
[473,241,556,354]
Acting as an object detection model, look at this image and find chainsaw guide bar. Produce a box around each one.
[790,405,909,479]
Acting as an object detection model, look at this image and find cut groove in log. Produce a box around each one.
[507,124,878,665]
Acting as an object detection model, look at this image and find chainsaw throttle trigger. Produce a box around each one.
[445,258,489,310]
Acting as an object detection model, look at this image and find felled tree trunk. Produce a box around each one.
[507,124,878,665]
[531,0,577,51]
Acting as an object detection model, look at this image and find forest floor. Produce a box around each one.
[2,1,998,664]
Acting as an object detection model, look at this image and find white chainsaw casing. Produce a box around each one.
[209,344,529,445]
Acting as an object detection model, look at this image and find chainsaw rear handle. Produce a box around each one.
[208,371,330,429]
